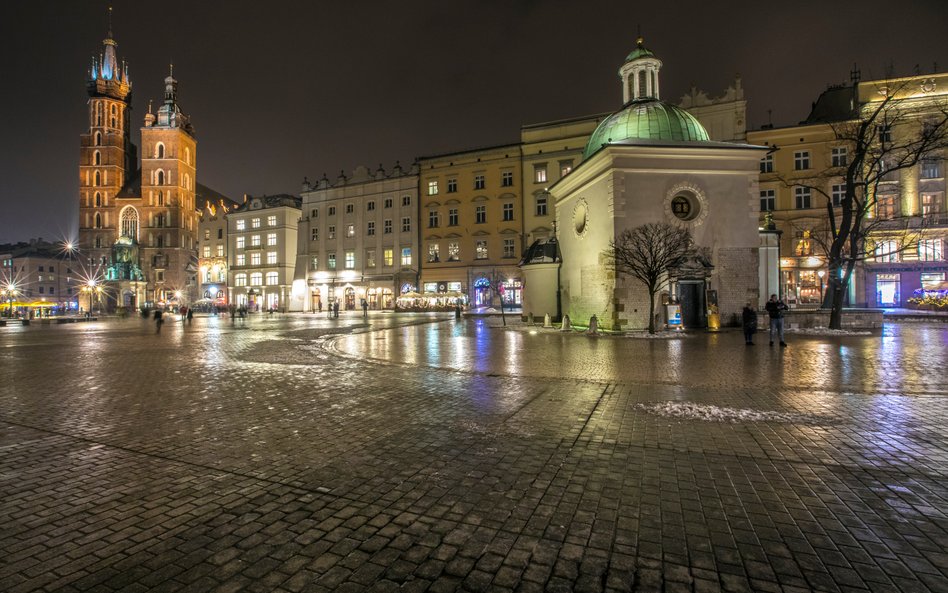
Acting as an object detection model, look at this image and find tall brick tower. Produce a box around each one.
[138,67,198,303]
[78,8,135,272]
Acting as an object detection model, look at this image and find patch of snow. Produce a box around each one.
[785,327,872,336]
[635,401,830,424]
[623,331,692,339]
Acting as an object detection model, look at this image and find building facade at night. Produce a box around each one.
[227,195,301,312]
[196,197,233,309]
[747,71,948,308]
[0,240,82,315]
[417,146,524,307]
[77,25,218,310]
[527,39,766,330]
[294,165,419,312]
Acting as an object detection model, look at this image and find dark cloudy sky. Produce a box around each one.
[1,0,945,244]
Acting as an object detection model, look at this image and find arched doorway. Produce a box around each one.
[474,277,491,307]
[344,287,356,310]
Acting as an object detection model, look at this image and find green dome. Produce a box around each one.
[624,37,655,63]
[583,99,710,159]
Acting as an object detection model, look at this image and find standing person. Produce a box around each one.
[154,309,164,333]
[361,298,368,318]
[741,302,758,345]
[187,308,193,324]
[333,300,340,318]
[765,294,788,347]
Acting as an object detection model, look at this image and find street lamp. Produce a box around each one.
[3,283,18,318]
[817,270,826,307]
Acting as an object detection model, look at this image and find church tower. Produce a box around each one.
[139,67,198,303]
[78,9,134,272]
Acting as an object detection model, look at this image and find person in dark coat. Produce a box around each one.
[765,294,789,347]
[741,302,758,345]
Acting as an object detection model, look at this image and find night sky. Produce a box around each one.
[1,0,945,244]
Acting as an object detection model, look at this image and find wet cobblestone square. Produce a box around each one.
[1,313,947,592]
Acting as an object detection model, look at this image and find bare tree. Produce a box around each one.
[607,223,695,334]
[776,79,948,328]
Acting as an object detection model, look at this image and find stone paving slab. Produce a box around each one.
[1,314,947,592]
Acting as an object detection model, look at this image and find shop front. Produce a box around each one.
[866,264,948,308]
[779,256,826,307]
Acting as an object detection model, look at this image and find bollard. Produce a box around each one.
[543,313,552,328]
[587,315,598,335]
[561,315,571,331]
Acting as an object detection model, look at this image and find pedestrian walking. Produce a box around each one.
[361,298,368,318]
[741,301,758,345]
[765,294,788,347]
[154,309,164,333]
[187,308,193,324]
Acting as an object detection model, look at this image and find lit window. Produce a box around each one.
[251,218,261,229]
[874,240,899,262]
[922,193,942,215]
[503,239,515,258]
[448,242,460,261]
[919,239,943,261]
[236,254,246,266]
[328,253,336,269]
[428,243,440,262]
[311,227,318,241]
[267,252,277,264]
[250,272,262,285]
[203,246,210,257]
[345,251,355,269]
[328,225,335,239]
[267,215,277,226]
[401,247,412,266]
[475,240,488,259]
[311,256,319,269]
[366,250,376,267]
[534,165,547,183]
[250,252,261,266]
[383,249,393,266]
[876,195,897,219]
[236,220,246,231]
[559,160,573,177]
[347,224,355,237]
[266,272,278,285]
[235,273,247,286]
[251,235,260,247]
[216,244,224,257]
[267,233,277,246]
[236,236,245,249]
[427,180,439,195]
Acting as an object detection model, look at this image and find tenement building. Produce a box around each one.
[747,69,948,308]
[227,194,301,312]
[293,164,419,312]
[418,146,524,307]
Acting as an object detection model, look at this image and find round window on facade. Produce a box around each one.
[671,194,697,221]
[573,199,589,237]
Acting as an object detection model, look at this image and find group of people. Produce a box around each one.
[742,294,789,347]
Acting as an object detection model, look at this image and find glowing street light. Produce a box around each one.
[2,282,18,319]
[82,280,102,316]
[817,269,826,307]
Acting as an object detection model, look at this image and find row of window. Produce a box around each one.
[761,187,943,215]
[235,216,278,230]
[234,252,280,266]
[874,239,944,262]
[311,247,413,271]
[308,196,411,219]
[233,272,282,287]
[235,234,279,249]
[761,148,942,178]
[202,245,226,257]
[427,172,513,196]
[426,239,517,262]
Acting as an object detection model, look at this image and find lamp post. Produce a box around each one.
[4,284,17,318]
[817,270,826,307]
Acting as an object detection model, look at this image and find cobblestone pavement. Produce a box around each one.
[1,313,947,593]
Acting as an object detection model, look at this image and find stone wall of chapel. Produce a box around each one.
[711,246,759,325]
